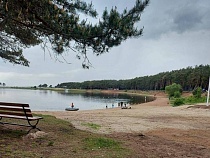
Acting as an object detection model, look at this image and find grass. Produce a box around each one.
[84,137,122,150]
[169,96,207,106]
[0,115,130,158]
[184,96,207,104]
[81,122,101,130]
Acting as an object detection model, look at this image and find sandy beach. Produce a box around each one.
[35,93,210,135]
[35,93,210,157]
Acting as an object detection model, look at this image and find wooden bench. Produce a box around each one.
[0,102,43,133]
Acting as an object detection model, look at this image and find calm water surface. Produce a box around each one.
[0,88,153,111]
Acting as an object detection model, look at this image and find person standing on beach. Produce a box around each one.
[120,102,123,107]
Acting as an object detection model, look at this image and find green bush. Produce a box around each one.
[192,87,202,98]
[174,91,181,98]
[165,83,182,97]
[185,96,206,104]
[173,98,185,106]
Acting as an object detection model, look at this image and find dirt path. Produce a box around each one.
[36,95,210,157]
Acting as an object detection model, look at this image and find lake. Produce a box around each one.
[0,88,154,111]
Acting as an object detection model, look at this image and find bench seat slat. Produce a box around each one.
[0,102,30,107]
[0,107,32,112]
[0,111,33,117]
[0,114,43,120]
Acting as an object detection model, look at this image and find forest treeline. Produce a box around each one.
[56,65,210,91]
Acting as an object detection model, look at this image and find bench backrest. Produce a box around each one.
[0,102,33,117]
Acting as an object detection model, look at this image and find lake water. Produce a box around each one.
[0,88,154,111]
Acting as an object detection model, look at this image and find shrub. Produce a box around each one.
[165,83,182,97]
[185,96,206,104]
[174,91,181,98]
[192,87,202,98]
[173,98,185,106]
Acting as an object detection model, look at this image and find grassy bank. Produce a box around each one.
[0,115,130,158]
[170,96,207,106]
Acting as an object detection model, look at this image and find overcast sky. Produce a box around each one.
[1,0,210,87]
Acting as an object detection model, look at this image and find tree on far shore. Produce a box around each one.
[0,0,149,68]
[38,84,48,88]
[0,83,6,87]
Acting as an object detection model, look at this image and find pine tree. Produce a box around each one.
[0,0,149,67]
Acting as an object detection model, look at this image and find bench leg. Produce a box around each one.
[0,117,42,133]
[27,119,41,133]
[27,126,41,134]
[0,116,3,125]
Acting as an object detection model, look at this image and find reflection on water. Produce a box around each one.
[0,88,154,111]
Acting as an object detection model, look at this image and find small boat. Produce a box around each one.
[65,107,79,111]
[121,106,131,109]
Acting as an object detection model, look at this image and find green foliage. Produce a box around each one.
[192,87,202,98]
[174,91,181,98]
[81,122,101,130]
[84,137,121,150]
[173,98,185,106]
[165,83,182,97]
[38,84,48,88]
[0,82,6,87]
[184,96,206,104]
[56,65,210,91]
[47,141,54,146]
[0,0,149,67]
[170,95,207,107]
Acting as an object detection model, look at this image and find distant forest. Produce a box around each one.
[56,65,210,91]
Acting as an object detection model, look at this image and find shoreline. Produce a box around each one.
[35,94,210,134]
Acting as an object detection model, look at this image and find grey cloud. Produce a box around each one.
[172,1,210,31]
[141,0,210,39]
[174,10,201,32]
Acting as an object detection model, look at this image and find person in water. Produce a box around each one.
[71,103,74,108]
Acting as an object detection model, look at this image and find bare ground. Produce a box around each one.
[36,93,210,157]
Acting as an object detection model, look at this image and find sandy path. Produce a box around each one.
[35,96,210,134]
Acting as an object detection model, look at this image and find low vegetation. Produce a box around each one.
[84,137,122,150]
[170,95,207,107]
[0,115,130,158]
[166,84,207,107]
[82,122,101,130]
